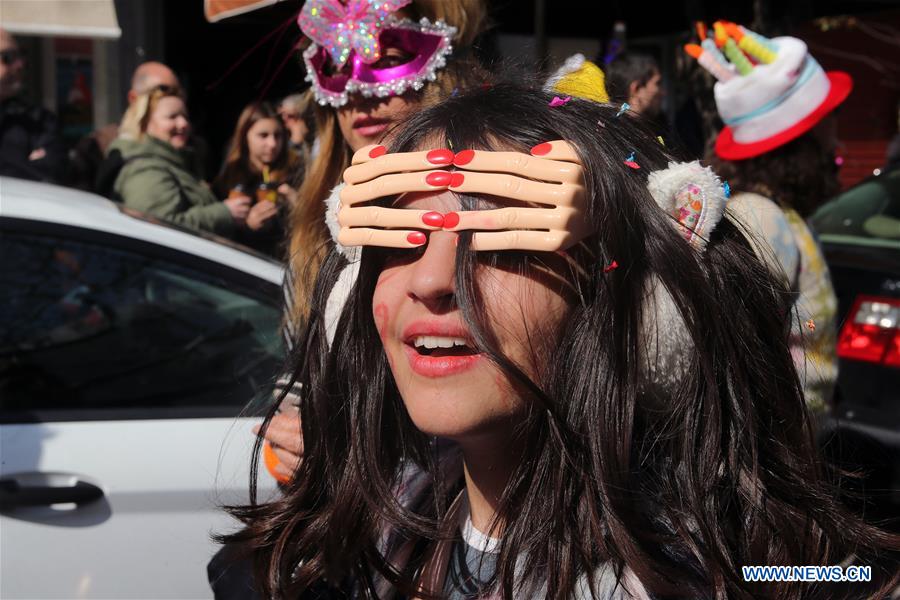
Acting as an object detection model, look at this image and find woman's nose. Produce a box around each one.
[406,231,457,306]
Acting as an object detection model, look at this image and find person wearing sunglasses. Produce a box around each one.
[0,27,66,183]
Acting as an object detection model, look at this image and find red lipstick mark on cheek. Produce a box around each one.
[372,301,396,371]
[373,302,390,343]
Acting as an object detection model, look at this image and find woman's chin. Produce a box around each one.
[400,390,525,442]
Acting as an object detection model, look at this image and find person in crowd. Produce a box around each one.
[112,85,248,235]
[286,0,490,323]
[278,91,316,157]
[255,43,604,492]
[127,62,180,108]
[690,22,847,412]
[213,101,300,258]
[0,27,67,183]
[604,50,664,119]
[227,81,900,599]
[251,0,490,487]
[84,61,183,194]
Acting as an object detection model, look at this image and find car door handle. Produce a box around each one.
[0,473,105,509]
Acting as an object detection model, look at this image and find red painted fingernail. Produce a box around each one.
[368,145,387,159]
[453,149,475,166]
[425,171,452,186]
[421,211,444,227]
[407,231,427,245]
[443,212,460,228]
[531,142,552,156]
[426,148,454,165]
[449,172,465,188]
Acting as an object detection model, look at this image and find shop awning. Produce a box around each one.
[0,0,121,39]
[204,0,289,23]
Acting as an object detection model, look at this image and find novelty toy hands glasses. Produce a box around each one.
[337,140,592,252]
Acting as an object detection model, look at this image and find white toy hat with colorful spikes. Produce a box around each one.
[686,21,852,160]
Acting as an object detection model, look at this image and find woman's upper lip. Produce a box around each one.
[401,320,473,344]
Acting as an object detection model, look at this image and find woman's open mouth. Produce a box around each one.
[402,334,482,377]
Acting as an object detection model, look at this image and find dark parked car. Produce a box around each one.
[810,166,900,525]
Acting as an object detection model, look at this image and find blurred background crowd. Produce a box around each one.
[2,0,898,231]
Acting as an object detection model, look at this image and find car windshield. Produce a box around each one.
[810,166,900,248]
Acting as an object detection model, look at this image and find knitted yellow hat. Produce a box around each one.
[545,54,609,103]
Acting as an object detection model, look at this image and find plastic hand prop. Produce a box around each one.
[337,140,591,252]
[338,146,460,249]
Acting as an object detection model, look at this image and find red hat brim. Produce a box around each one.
[714,71,853,161]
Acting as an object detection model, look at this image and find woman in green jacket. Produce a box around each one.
[113,86,249,236]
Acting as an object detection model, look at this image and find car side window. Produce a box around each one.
[0,230,283,421]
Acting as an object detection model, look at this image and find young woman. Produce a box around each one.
[214,101,300,258]
[229,83,899,599]
[257,0,490,483]
[285,0,489,322]
[114,86,249,235]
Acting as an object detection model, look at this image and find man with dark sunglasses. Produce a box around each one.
[0,28,66,183]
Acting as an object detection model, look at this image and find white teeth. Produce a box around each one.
[413,336,469,350]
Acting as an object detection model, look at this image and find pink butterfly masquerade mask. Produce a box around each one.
[298,0,457,107]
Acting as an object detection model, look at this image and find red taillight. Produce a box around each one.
[836,295,900,367]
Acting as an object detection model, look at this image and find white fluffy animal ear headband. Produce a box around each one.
[646,160,728,252]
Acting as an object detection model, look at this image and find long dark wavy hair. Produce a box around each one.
[224,82,899,599]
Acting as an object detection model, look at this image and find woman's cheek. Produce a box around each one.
[372,302,389,344]
[492,371,519,410]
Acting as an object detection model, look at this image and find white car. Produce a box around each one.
[0,178,281,599]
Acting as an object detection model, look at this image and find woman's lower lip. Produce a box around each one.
[403,344,482,378]
[355,122,389,137]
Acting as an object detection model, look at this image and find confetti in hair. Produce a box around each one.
[657,136,665,146]
[806,319,816,331]
[603,260,619,273]
[624,151,640,169]
[616,102,630,117]
[723,181,731,198]
[549,96,572,107]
